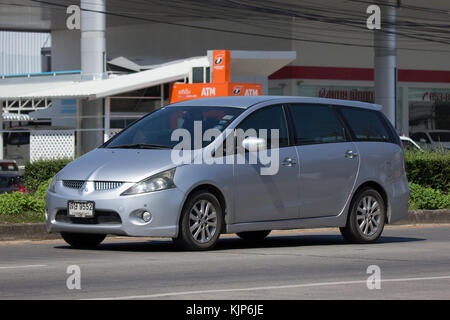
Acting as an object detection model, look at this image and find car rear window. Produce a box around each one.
[0,162,18,171]
[337,107,397,144]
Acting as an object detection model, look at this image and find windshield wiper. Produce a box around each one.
[107,143,172,150]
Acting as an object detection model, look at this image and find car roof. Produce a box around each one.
[169,96,382,111]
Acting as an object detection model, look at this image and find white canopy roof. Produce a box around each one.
[0,56,208,100]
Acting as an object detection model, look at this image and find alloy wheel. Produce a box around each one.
[189,199,218,244]
[356,195,382,236]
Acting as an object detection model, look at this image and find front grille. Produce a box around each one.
[55,210,122,225]
[63,180,84,189]
[94,181,123,191]
[62,180,123,191]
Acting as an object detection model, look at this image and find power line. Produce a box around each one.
[21,0,450,53]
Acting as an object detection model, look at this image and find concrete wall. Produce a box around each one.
[106,21,292,65]
[51,29,80,71]
[51,17,450,74]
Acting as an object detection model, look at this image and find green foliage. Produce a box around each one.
[23,158,73,193]
[409,183,450,210]
[0,191,45,215]
[34,178,52,202]
[405,150,450,193]
[0,160,67,222]
[0,179,51,221]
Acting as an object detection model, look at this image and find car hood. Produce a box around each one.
[57,148,177,182]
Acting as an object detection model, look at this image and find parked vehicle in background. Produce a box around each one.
[4,125,74,169]
[4,129,30,168]
[400,136,423,152]
[46,96,409,251]
[411,130,450,151]
[0,173,27,194]
[0,160,19,173]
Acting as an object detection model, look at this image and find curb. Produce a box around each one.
[0,210,449,241]
[0,223,59,241]
[393,210,450,225]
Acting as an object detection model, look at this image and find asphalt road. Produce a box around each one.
[0,224,449,300]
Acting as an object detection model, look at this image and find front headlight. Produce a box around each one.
[121,168,176,196]
[48,176,57,193]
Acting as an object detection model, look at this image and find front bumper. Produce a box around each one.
[45,181,186,237]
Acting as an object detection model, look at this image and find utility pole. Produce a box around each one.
[374,0,398,128]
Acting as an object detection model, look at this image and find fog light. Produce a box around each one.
[142,211,152,223]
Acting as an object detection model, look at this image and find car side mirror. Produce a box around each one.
[242,137,267,152]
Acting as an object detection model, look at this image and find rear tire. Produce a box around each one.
[237,230,271,241]
[173,190,223,251]
[61,232,106,248]
[340,187,386,244]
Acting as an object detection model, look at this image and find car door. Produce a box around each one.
[288,103,359,219]
[233,104,300,223]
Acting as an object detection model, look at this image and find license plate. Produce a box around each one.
[68,201,95,218]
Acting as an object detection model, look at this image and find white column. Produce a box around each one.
[81,0,106,80]
[80,0,106,153]
[104,96,110,142]
[374,0,398,127]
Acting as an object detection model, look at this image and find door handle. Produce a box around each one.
[345,150,358,159]
[282,157,297,166]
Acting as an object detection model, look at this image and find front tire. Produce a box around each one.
[61,232,106,248]
[340,187,386,244]
[173,191,223,251]
[237,230,271,241]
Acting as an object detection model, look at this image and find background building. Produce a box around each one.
[0,31,50,75]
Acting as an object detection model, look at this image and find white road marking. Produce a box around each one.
[0,264,47,270]
[89,275,450,300]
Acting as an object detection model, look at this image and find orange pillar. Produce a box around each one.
[212,50,231,83]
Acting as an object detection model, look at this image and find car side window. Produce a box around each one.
[236,105,289,148]
[337,107,395,143]
[288,104,346,145]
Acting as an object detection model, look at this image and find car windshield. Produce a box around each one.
[103,106,244,149]
[429,132,450,142]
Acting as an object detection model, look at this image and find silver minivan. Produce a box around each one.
[46,96,410,250]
